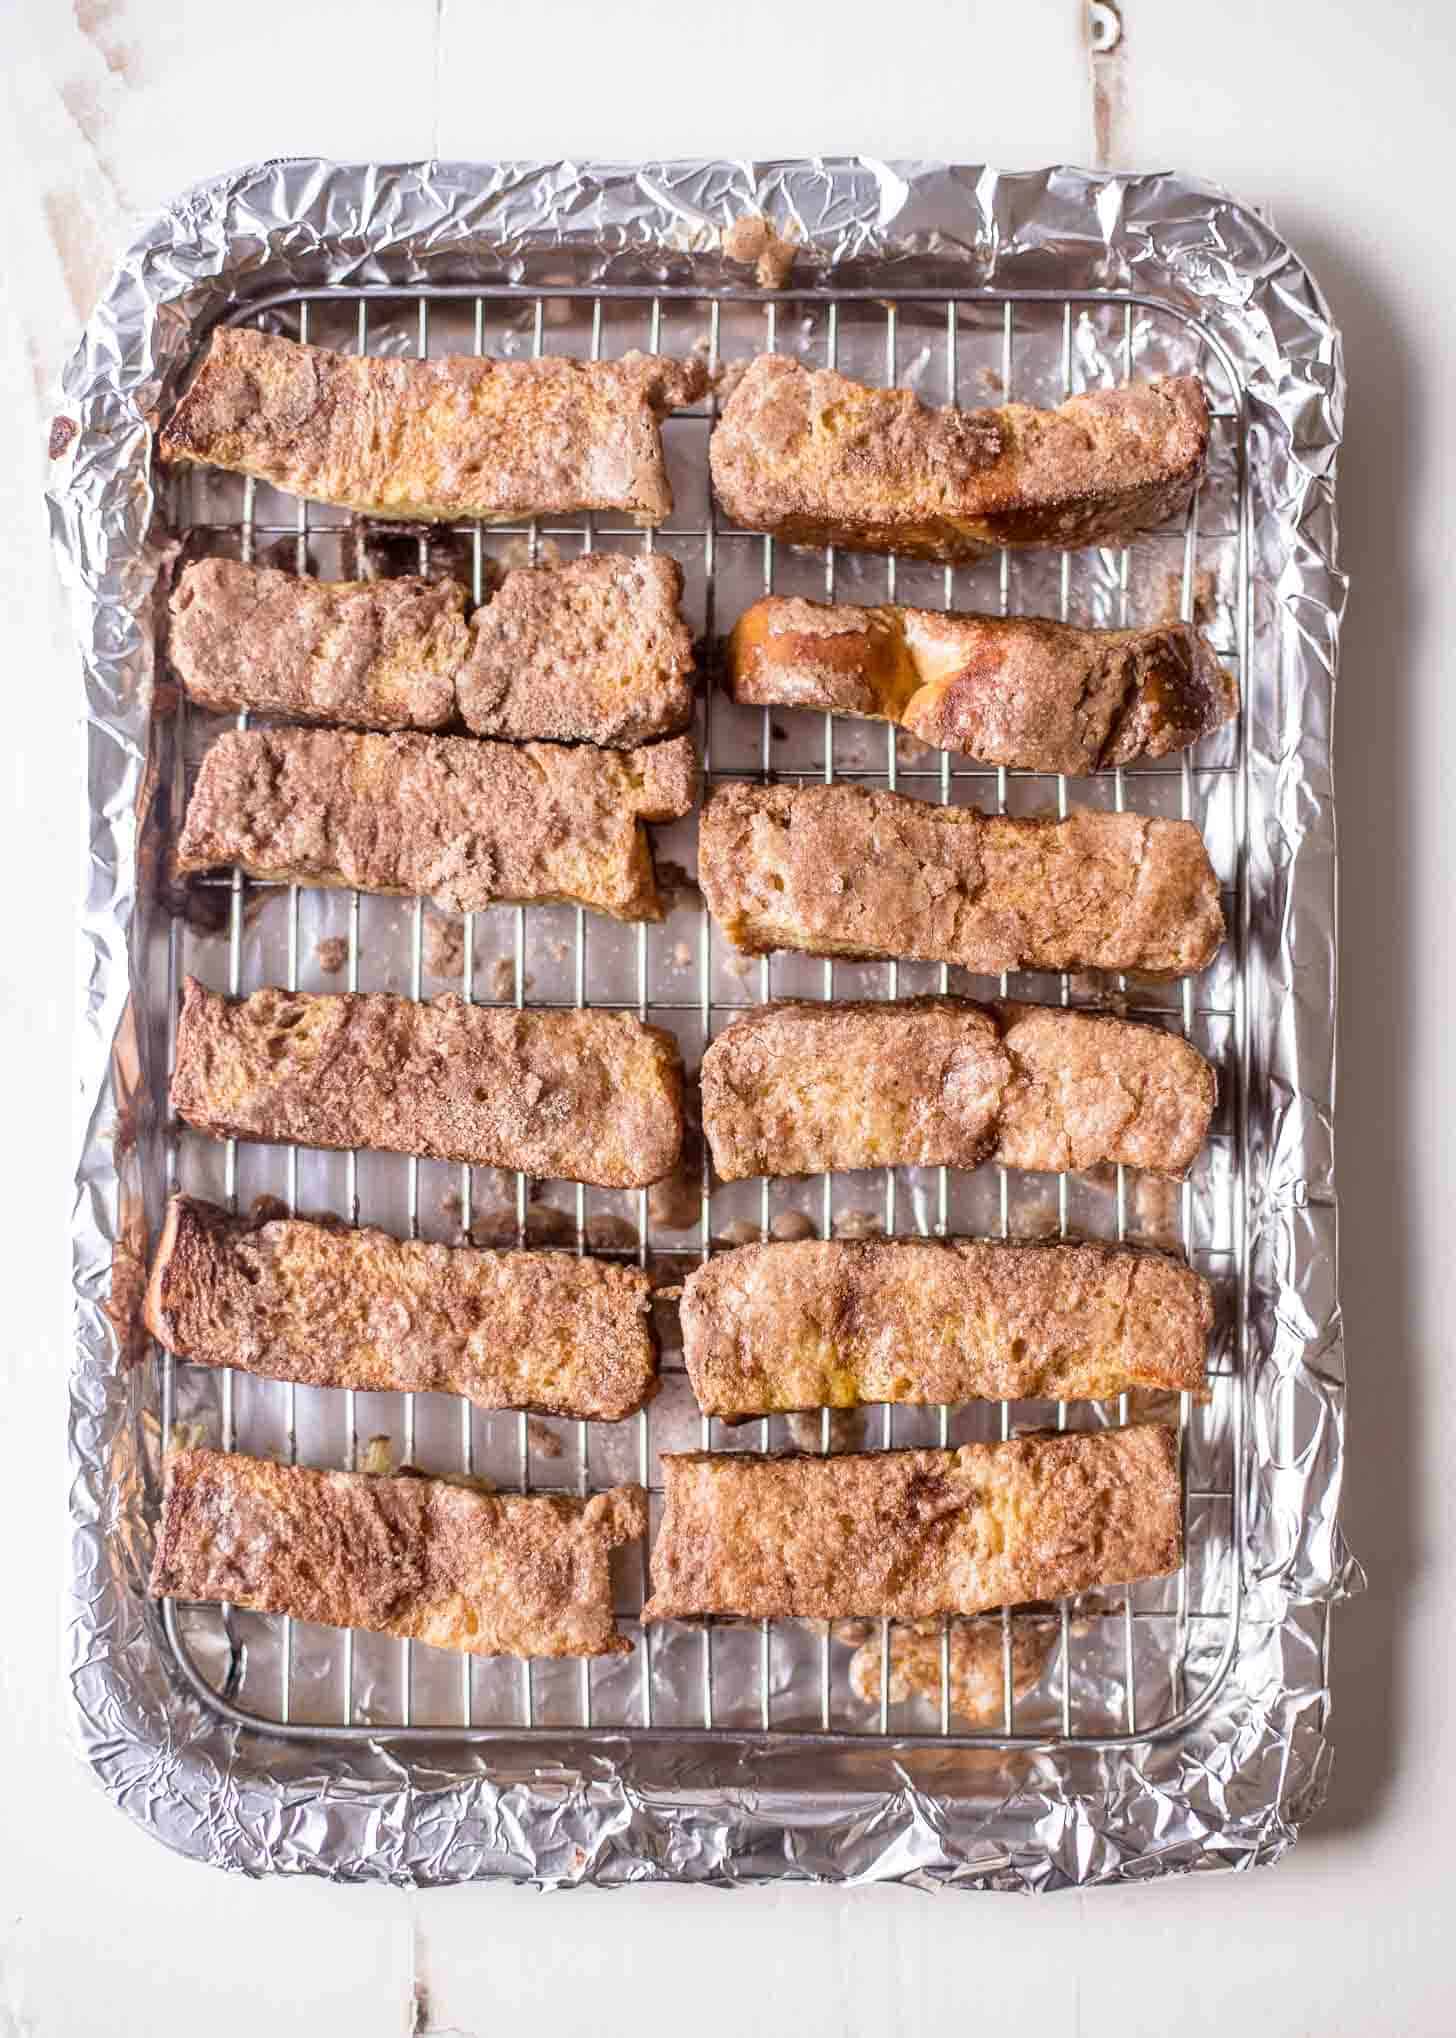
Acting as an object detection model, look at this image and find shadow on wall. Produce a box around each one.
[1270,209,1423,1843]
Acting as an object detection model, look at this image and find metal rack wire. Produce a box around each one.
[157,275,1249,1749]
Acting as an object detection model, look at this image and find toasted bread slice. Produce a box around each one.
[700,997,1214,1182]
[710,356,1208,561]
[160,327,708,523]
[679,1237,1212,1416]
[167,558,466,729]
[147,1195,658,1420]
[642,1426,1182,1621]
[169,550,697,745]
[175,727,698,920]
[727,596,1238,770]
[152,1447,646,1658]
[699,783,1224,977]
[171,980,684,1187]
[458,552,695,744]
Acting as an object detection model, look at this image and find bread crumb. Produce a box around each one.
[832,1208,883,1241]
[671,940,694,969]
[526,1417,564,1458]
[360,1434,396,1477]
[1010,1196,1060,1241]
[976,366,1005,397]
[769,1209,817,1241]
[315,935,348,975]
[490,956,533,1002]
[785,1408,865,1452]
[716,1217,761,1247]
[421,909,465,978]
[722,213,799,289]
[849,1616,1056,1723]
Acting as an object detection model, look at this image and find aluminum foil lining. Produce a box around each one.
[52,158,1355,1888]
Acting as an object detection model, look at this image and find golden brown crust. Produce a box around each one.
[727,596,1239,770]
[698,784,1224,978]
[160,328,708,523]
[146,1195,658,1420]
[679,1237,1212,1415]
[458,553,696,745]
[151,1447,647,1658]
[171,980,684,1187]
[709,357,1210,561]
[642,1426,1182,1621]
[175,728,698,920]
[699,997,1214,1182]
[167,558,465,729]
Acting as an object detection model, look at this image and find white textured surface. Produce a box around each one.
[3,0,1453,2030]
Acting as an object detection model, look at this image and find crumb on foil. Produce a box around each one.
[421,908,466,979]
[832,1207,884,1241]
[849,1616,1058,1723]
[722,213,799,289]
[526,1417,564,1459]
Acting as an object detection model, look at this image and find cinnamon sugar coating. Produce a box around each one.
[168,558,465,729]
[709,356,1209,560]
[168,552,696,745]
[171,979,684,1187]
[727,596,1238,770]
[146,1195,658,1420]
[700,997,1214,1182]
[699,783,1224,977]
[642,1426,1182,1621]
[679,1237,1212,1415]
[176,727,698,919]
[152,1448,646,1658]
[160,327,707,523]
[458,552,695,744]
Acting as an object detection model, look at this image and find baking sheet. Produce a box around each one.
[53,158,1355,1887]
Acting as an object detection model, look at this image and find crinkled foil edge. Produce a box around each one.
[51,158,1352,1888]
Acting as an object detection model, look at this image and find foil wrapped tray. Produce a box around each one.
[52,158,1356,1888]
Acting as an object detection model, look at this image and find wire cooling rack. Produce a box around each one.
[157,275,1248,1749]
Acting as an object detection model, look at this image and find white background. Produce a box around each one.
[3,0,1453,2031]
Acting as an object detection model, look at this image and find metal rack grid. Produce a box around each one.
[156,274,1250,1750]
